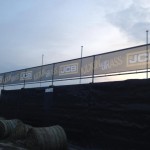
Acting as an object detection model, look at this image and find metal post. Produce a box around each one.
[40,54,44,87]
[23,69,26,88]
[146,30,149,79]
[2,83,4,90]
[80,46,83,84]
[2,73,5,90]
[92,55,95,83]
[42,54,44,66]
[52,63,55,86]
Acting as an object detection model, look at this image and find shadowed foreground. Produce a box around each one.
[0,79,150,149]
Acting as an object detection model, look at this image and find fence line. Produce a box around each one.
[0,44,150,88]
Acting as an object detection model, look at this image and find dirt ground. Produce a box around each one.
[0,142,82,150]
[0,142,27,150]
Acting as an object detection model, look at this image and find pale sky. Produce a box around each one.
[0,0,150,73]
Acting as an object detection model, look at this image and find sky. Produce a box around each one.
[0,0,150,73]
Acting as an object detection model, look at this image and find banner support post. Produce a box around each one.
[40,54,44,87]
[23,69,26,88]
[2,73,5,90]
[146,30,149,79]
[52,63,55,86]
[80,46,83,84]
[92,55,95,83]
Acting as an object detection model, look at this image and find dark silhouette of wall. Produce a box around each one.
[0,79,150,149]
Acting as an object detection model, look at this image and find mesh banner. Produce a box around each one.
[3,72,12,85]
[25,67,41,83]
[94,45,149,75]
[11,70,25,84]
[41,64,53,81]
[2,70,26,85]
[0,73,4,86]
[54,59,81,79]
[1,44,150,85]
[0,65,54,86]
[24,64,53,82]
[81,56,93,76]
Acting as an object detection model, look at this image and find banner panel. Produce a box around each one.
[54,59,81,79]
[81,56,93,76]
[3,72,12,85]
[125,46,150,71]
[24,67,41,83]
[41,64,53,81]
[1,70,27,85]
[0,74,4,86]
[23,65,53,83]
[11,70,24,84]
[94,45,149,75]
[1,65,53,85]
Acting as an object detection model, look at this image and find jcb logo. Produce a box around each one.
[20,71,32,80]
[59,63,78,76]
[127,50,150,67]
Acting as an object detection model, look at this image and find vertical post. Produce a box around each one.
[23,69,26,88]
[92,55,95,83]
[42,54,44,67]
[40,54,44,87]
[52,63,55,86]
[146,30,149,79]
[2,83,4,90]
[2,73,5,90]
[80,46,83,84]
